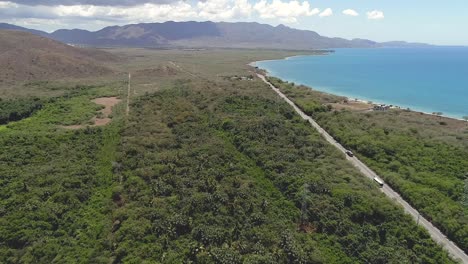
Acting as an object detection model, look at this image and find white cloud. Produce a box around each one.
[279,17,297,23]
[54,5,101,17]
[0,1,198,22]
[0,0,340,30]
[342,9,358,17]
[253,0,319,22]
[318,8,332,17]
[197,0,252,20]
[52,2,197,21]
[367,10,384,20]
[5,0,179,6]
[0,1,18,8]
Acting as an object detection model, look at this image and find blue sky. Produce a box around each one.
[296,0,468,45]
[0,0,467,45]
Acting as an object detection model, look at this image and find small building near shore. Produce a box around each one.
[373,104,390,111]
[227,75,254,81]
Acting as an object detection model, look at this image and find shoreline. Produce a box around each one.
[247,51,332,66]
[250,57,467,122]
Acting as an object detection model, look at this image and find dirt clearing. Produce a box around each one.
[330,100,373,111]
[63,96,121,129]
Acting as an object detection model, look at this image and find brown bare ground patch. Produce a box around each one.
[92,97,121,116]
[331,100,373,111]
[62,96,121,129]
[298,222,316,234]
[62,124,85,130]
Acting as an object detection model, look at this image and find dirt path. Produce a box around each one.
[168,61,198,78]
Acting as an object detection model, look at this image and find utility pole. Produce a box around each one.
[462,176,468,208]
[126,72,131,117]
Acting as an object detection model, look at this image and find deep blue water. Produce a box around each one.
[254,48,468,119]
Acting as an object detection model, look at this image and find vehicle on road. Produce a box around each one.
[345,150,354,157]
[374,177,384,187]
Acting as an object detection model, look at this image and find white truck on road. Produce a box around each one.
[374,177,384,187]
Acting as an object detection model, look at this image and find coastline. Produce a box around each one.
[247,51,331,67]
[250,57,467,122]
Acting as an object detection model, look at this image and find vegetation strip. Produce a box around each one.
[263,75,468,261]
[106,76,455,262]
[0,83,125,262]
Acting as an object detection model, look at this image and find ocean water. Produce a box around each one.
[254,48,468,119]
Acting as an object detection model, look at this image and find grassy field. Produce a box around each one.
[0,48,460,263]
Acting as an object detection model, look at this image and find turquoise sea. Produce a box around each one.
[254,48,468,119]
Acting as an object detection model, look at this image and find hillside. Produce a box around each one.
[0,30,116,84]
[171,22,358,49]
[49,21,429,49]
[172,22,418,49]
[2,21,429,49]
[0,23,49,37]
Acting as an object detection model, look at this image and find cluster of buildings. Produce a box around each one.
[373,104,391,111]
[226,75,254,81]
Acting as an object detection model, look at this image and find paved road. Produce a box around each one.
[257,73,468,263]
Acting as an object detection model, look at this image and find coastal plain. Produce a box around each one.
[0,46,466,263]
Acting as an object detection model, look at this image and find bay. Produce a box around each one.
[254,48,468,119]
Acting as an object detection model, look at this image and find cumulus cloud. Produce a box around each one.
[0,0,344,30]
[367,10,384,20]
[197,0,252,20]
[1,0,177,6]
[342,9,358,17]
[279,17,297,23]
[253,0,319,22]
[0,1,197,22]
[3,0,316,23]
[318,8,332,17]
[0,1,17,8]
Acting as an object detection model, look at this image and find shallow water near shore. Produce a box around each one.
[254,47,468,119]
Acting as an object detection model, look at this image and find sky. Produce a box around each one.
[0,0,467,45]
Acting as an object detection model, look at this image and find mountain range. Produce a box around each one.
[0,21,430,50]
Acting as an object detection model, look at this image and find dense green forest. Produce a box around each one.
[0,97,43,124]
[269,76,468,253]
[112,78,453,263]
[0,84,124,263]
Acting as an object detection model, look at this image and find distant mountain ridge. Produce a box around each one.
[0,23,50,38]
[0,21,431,49]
